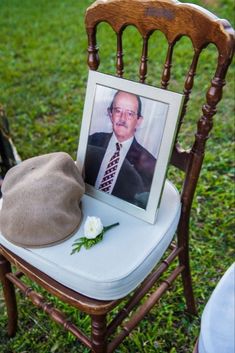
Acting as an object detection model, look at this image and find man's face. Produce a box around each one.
[109,91,143,142]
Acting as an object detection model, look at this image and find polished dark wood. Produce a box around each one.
[106,244,183,337]
[6,270,93,349]
[0,246,119,316]
[0,1,234,352]
[161,42,175,90]
[91,315,107,353]
[116,31,124,77]
[0,254,18,337]
[176,48,201,142]
[139,35,149,83]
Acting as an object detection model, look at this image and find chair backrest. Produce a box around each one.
[85,0,234,233]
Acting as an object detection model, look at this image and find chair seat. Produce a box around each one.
[0,179,181,300]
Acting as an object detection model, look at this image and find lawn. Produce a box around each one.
[0,0,234,352]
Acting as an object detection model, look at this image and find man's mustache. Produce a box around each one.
[115,121,128,128]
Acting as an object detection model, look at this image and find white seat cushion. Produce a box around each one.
[0,179,181,300]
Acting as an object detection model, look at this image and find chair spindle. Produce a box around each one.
[87,27,100,70]
[161,42,175,89]
[116,31,124,77]
[176,48,201,139]
[139,36,149,83]
[193,60,228,157]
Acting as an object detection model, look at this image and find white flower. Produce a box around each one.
[71,218,119,254]
[84,216,104,239]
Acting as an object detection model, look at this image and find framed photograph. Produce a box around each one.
[77,70,183,224]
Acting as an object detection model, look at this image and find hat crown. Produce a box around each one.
[0,152,85,247]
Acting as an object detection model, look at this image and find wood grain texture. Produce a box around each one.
[0,246,120,315]
[86,0,234,59]
[0,255,18,337]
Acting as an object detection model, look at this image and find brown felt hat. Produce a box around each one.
[0,152,85,247]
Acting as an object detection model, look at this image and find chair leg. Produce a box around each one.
[91,314,107,353]
[192,338,199,353]
[178,245,197,315]
[0,254,18,337]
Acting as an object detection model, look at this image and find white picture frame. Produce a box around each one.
[77,70,183,224]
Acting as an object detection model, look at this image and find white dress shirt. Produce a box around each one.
[95,134,134,193]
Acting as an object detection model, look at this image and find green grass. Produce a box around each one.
[0,0,234,352]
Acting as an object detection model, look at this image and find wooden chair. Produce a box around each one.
[0,1,234,352]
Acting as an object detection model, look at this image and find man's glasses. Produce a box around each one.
[112,107,138,120]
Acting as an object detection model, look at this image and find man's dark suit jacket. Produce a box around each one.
[85,132,156,209]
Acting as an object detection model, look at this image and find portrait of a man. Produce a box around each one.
[84,88,163,209]
[77,72,182,222]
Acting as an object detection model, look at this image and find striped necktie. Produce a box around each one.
[98,142,122,192]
